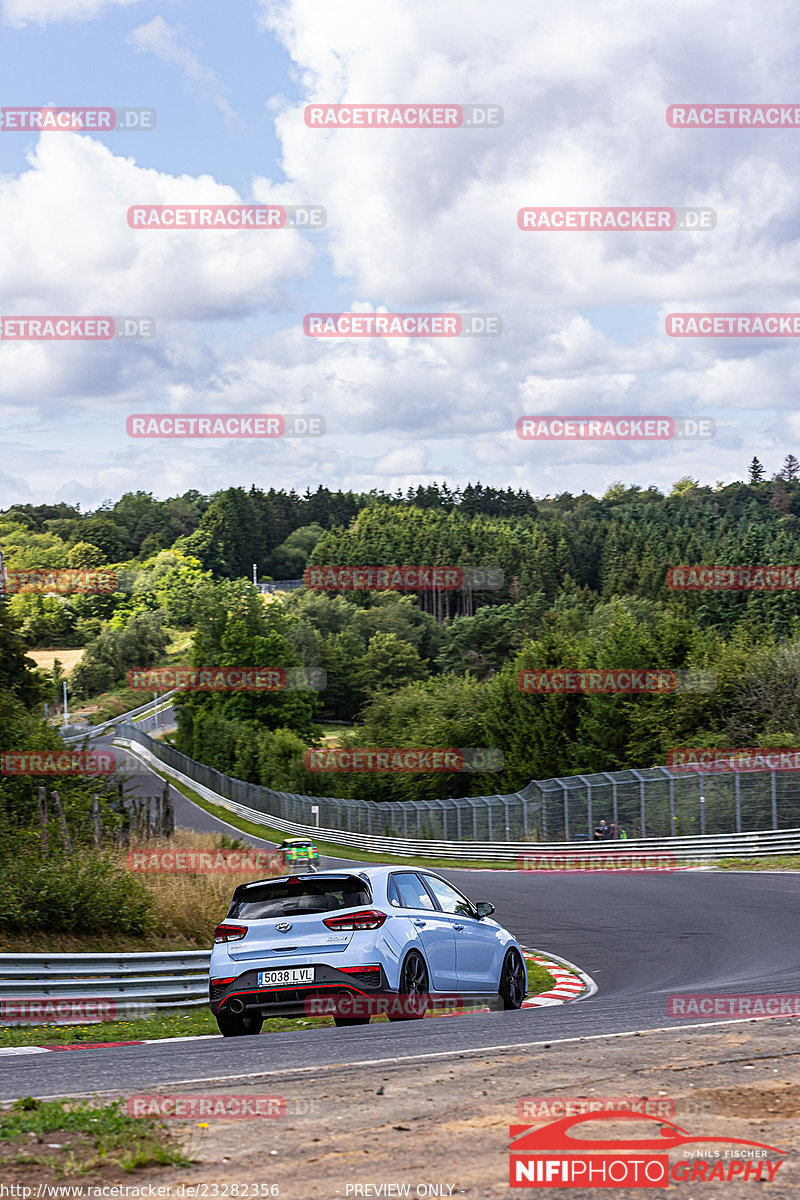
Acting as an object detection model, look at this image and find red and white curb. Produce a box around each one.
[521,954,587,1008]
[0,1035,219,1056]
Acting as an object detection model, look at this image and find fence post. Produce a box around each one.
[771,770,778,830]
[669,775,675,835]
[50,790,72,856]
[735,771,742,833]
[91,795,101,848]
[578,776,592,838]
[699,773,706,836]
[559,782,569,841]
[163,782,174,837]
[37,786,49,856]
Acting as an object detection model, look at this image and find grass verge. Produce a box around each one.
[0,1096,191,1176]
[715,855,800,870]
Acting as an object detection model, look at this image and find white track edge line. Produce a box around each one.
[18,1013,800,1103]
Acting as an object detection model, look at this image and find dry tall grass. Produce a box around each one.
[111,830,279,946]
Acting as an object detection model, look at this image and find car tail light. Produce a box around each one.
[339,964,381,975]
[213,923,247,944]
[323,910,387,931]
[210,977,236,987]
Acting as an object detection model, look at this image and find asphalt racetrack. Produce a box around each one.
[2,739,799,1102]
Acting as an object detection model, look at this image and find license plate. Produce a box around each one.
[258,967,314,987]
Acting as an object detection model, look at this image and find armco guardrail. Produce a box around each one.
[61,689,179,744]
[0,951,210,1020]
[117,735,800,862]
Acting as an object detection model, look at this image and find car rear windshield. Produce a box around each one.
[228,875,372,919]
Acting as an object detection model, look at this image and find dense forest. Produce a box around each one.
[3,456,800,803]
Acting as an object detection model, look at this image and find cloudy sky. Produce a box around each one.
[1,0,799,508]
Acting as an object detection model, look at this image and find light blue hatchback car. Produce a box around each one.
[209,866,528,1036]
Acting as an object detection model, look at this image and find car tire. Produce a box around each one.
[498,948,526,1010]
[216,1010,264,1037]
[333,1015,371,1026]
[388,950,429,1020]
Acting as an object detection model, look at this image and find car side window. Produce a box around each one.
[422,875,476,918]
[391,872,435,910]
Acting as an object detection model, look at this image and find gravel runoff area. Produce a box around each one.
[3,1017,799,1198]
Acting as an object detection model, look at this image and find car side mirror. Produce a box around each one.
[475,901,495,919]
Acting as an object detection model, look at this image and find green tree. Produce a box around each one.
[748,457,766,484]
[353,632,428,699]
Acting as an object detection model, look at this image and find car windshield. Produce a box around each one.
[228,875,370,919]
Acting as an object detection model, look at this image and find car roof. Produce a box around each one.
[237,865,445,888]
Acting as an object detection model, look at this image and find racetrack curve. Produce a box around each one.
[2,739,799,1101]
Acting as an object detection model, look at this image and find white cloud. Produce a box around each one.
[7,0,800,502]
[1,0,140,27]
[0,132,315,317]
[127,17,236,121]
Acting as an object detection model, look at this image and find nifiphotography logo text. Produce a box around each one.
[509,1111,786,1187]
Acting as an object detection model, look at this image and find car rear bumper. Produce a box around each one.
[209,963,391,1018]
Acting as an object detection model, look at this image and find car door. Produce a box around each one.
[420,874,501,993]
[388,872,458,991]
